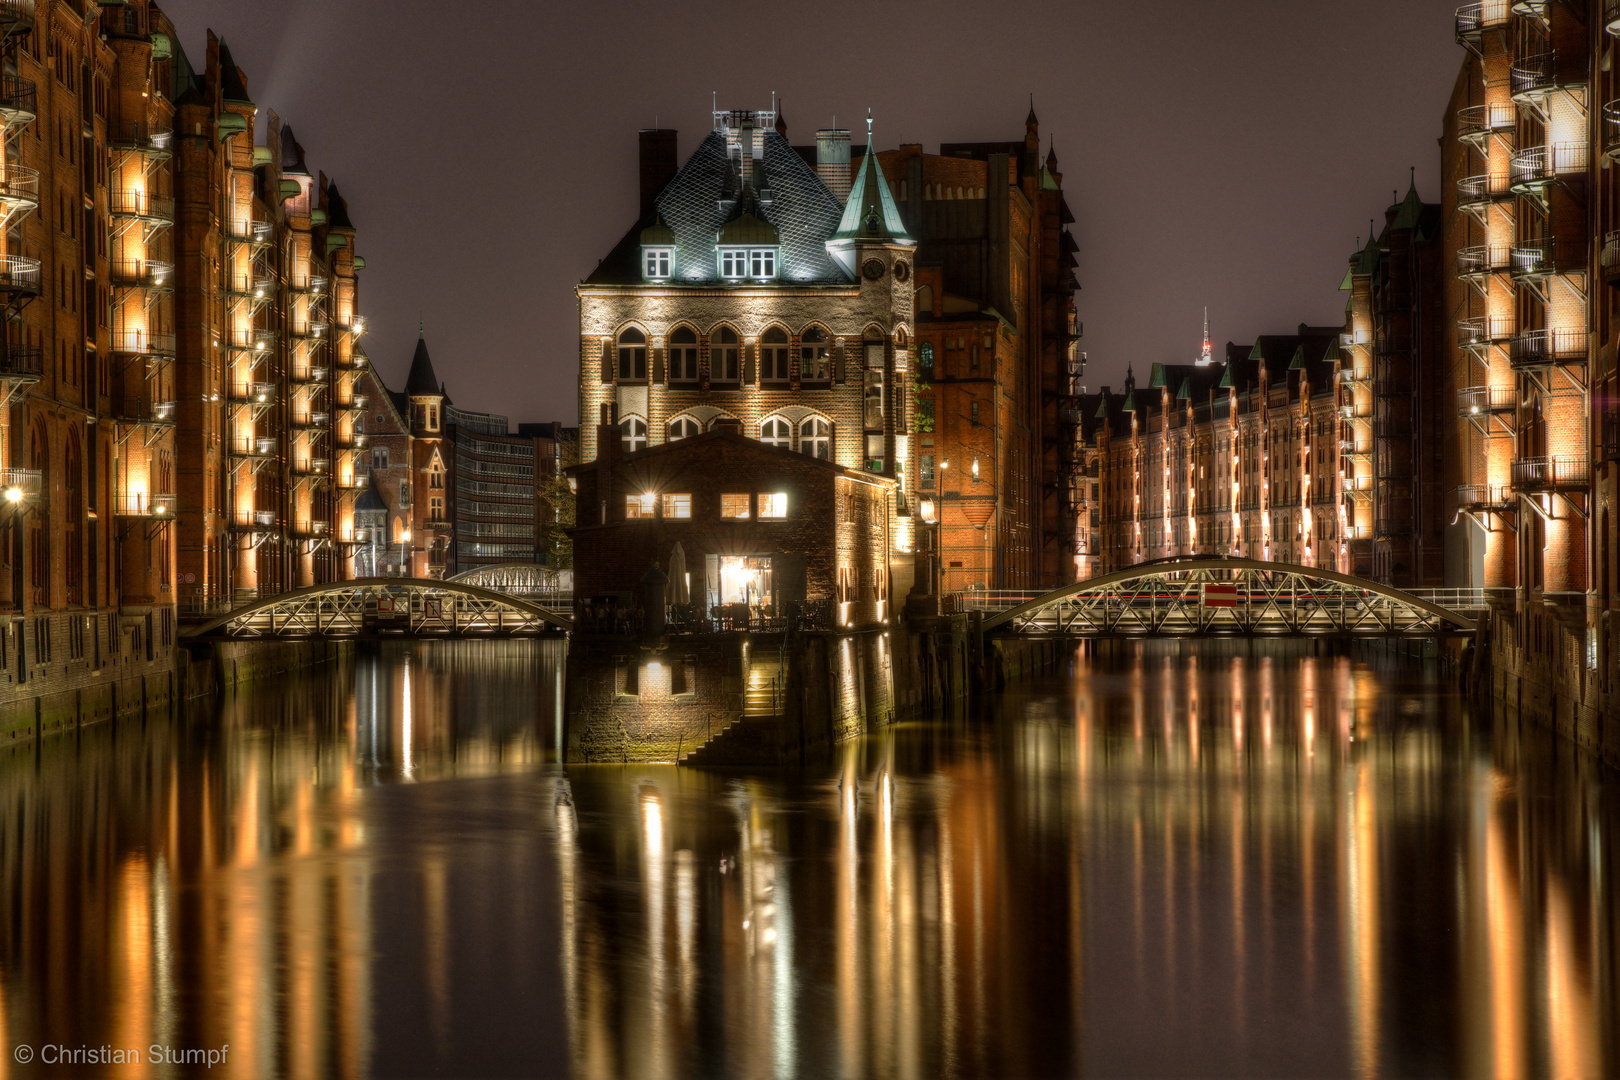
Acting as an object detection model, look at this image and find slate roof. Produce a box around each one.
[585,128,851,286]
[355,472,388,512]
[218,40,251,105]
[404,336,441,397]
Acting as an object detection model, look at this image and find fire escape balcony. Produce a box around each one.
[1338,402,1370,420]
[1458,386,1516,416]
[294,519,331,538]
[1601,230,1620,284]
[1337,367,1368,385]
[291,364,328,385]
[0,1,34,41]
[0,253,40,301]
[337,472,370,490]
[1457,316,1515,352]
[1457,102,1516,148]
[226,272,276,301]
[1341,474,1374,501]
[290,274,328,296]
[229,381,276,407]
[109,398,176,445]
[228,509,279,532]
[337,430,369,450]
[114,493,176,519]
[292,457,330,478]
[1456,174,1512,215]
[224,326,277,356]
[1511,456,1589,491]
[1509,236,1580,282]
[1456,2,1510,47]
[229,436,277,460]
[224,219,272,248]
[1508,328,1588,370]
[341,344,369,370]
[108,187,174,225]
[290,320,328,341]
[0,467,41,506]
[107,121,172,160]
[1457,244,1512,280]
[1508,143,1587,199]
[1607,0,1620,36]
[338,393,369,414]
[291,410,330,430]
[1452,485,1514,513]
[0,164,37,223]
[0,343,41,383]
[109,328,175,359]
[0,75,36,133]
[1602,409,1620,461]
[1510,52,1583,106]
[110,258,174,293]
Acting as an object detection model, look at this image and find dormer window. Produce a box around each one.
[643,247,672,280]
[750,248,776,279]
[720,248,749,279]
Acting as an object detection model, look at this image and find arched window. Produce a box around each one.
[711,327,740,383]
[616,327,647,381]
[761,327,790,382]
[621,416,647,453]
[800,326,830,382]
[669,326,699,383]
[667,416,701,442]
[760,416,792,449]
[799,417,831,460]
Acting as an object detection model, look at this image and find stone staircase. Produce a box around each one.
[681,657,785,765]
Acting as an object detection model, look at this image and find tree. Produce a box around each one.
[538,429,577,568]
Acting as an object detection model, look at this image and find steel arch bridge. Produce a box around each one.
[446,563,571,597]
[961,558,1479,638]
[180,578,573,639]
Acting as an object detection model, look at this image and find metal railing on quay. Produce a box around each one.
[1407,587,1488,612]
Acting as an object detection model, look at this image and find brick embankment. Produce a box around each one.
[1487,606,1620,770]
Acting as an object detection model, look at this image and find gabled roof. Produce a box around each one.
[404,335,442,397]
[585,128,849,286]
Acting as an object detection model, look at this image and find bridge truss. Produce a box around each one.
[181,578,572,639]
[961,558,1478,638]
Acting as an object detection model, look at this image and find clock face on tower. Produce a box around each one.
[862,258,886,281]
[893,260,910,282]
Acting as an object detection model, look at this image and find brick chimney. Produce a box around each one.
[817,128,851,203]
[638,129,678,221]
[738,113,755,191]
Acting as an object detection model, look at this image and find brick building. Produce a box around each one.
[568,426,895,631]
[576,105,917,590]
[866,106,1083,591]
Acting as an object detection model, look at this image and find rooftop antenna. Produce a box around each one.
[866,107,873,145]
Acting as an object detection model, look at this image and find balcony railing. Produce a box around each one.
[0,344,41,380]
[1511,52,1580,99]
[0,253,40,294]
[0,75,34,126]
[1458,386,1515,415]
[1511,456,1589,490]
[229,381,276,406]
[226,273,275,298]
[109,328,176,357]
[224,219,272,245]
[292,410,330,429]
[231,509,278,530]
[337,473,369,490]
[1457,101,1516,143]
[338,431,369,449]
[1456,173,1511,210]
[291,274,329,295]
[295,519,331,537]
[293,457,330,476]
[0,466,41,503]
[1509,236,1574,279]
[111,397,176,425]
[292,364,328,384]
[1453,484,1514,511]
[1602,410,1620,461]
[110,258,174,291]
[339,393,369,411]
[230,436,277,458]
[108,188,174,222]
[114,492,176,518]
[343,346,369,369]
[1603,230,1620,281]
[1509,328,1588,369]
[1337,368,1366,384]
[1608,0,1620,36]
[1341,475,1373,494]
[1457,244,1512,277]
[0,163,38,212]
[107,121,172,156]
[224,327,276,353]
[1456,1,1510,43]
[1457,315,1515,349]
[1509,143,1587,192]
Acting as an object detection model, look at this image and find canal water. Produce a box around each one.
[0,640,1614,1078]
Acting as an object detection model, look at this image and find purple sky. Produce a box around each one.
[159,0,1463,422]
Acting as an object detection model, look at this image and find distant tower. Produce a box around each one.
[1197,307,1213,366]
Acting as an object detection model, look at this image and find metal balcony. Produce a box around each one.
[1337,367,1367,385]
[224,219,272,246]
[1509,328,1587,369]
[0,75,35,132]
[226,272,275,299]
[1512,0,1548,18]
[110,328,175,358]
[0,466,41,504]
[292,320,328,340]
[108,188,174,223]
[1457,316,1515,350]
[339,431,369,449]
[0,253,40,298]
[224,327,277,354]
[230,437,277,459]
[229,381,276,407]
[0,1,35,41]
[337,473,370,490]
[0,164,37,221]
[291,364,329,384]
[1453,484,1513,512]
[107,122,172,159]
[1603,410,1620,461]
[1604,230,1620,284]
[293,457,331,477]
[0,343,41,381]
[1510,52,1581,103]
[1608,0,1620,36]
[114,493,176,518]
[343,345,369,369]
[1457,244,1512,279]
[339,393,369,412]
[1456,174,1511,214]
[291,410,330,429]
[111,397,176,426]
[1509,237,1571,280]
[294,519,331,537]
[1509,143,1587,195]
[291,274,329,295]
[1455,1,1510,46]
[111,258,174,292]
[1457,386,1515,416]
[1511,456,1588,490]
[1457,102,1515,145]
[230,509,279,530]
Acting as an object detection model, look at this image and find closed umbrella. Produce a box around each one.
[668,542,690,606]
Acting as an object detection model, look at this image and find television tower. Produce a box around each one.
[1196,307,1213,366]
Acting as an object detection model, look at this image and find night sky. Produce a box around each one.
[159,0,1463,423]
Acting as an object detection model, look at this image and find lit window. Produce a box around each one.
[761,327,790,381]
[919,341,934,369]
[799,417,831,460]
[720,249,748,279]
[750,248,776,279]
[620,416,647,453]
[669,326,699,382]
[712,327,740,382]
[761,416,791,449]
[720,493,750,519]
[617,328,647,381]
[800,326,831,381]
[667,416,700,441]
[865,434,885,472]
[429,495,444,520]
[643,248,672,280]
[662,493,692,519]
[864,369,884,428]
[970,400,979,425]
[759,492,788,519]
[625,492,656,519]
[920,454,935,489]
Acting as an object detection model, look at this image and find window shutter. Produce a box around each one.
[599,340,612,383]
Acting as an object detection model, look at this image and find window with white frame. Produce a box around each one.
[760,416,791,449]
[616,327,647,381]
[712,327,740,382]
[620,416,647,453]
[720,249,749,279]
[643,247,672,280]
[761,327,790,382]
[667,416,701,442]
[799,417,831,460]
[750,248,776,279]
[668,326,699,382]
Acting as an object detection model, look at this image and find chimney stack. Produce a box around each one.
[738,114,755,191]
[638,129,678,221]
[817,128,851,204]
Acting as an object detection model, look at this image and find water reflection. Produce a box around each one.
[0,639,1613,1078]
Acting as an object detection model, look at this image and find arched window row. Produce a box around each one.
[614,324,859,385]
